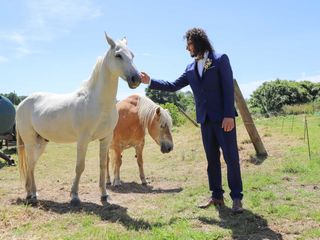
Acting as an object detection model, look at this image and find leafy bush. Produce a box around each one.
[249,79,320,116]
[282,103,316,115]
[160,102,186,127]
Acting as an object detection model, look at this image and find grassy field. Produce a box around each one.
[0,115,319,240]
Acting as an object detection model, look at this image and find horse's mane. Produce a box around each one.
[137,96,173,129]
[78,56,104,93]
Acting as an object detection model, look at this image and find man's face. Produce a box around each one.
[186,40,196,58]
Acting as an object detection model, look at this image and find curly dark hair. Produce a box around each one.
[184,28,214,57]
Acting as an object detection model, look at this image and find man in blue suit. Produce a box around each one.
[140,28,243,213]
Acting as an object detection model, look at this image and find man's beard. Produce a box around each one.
[190,49,199,58]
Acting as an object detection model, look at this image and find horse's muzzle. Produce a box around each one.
[160,142,173,153]
[127,74,141,89]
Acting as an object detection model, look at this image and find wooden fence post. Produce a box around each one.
[304,115,311,161]
[177,106,199,128]
[234,79,268,157]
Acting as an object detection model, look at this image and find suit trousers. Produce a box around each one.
[200,118,243,200]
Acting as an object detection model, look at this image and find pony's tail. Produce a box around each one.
[16,127,27,180]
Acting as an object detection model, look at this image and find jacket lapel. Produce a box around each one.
[194,61,201,81]
[201,52,214,80]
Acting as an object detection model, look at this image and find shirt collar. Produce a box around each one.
[195,51,209,62]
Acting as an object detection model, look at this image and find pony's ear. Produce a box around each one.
[105,32,116,49]
[121,37,127,45]
[156,107,161,116]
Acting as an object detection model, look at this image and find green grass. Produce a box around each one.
[1,114,319,239]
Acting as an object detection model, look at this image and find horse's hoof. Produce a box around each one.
[70,197,81,207]
[26,196,38,206]
[106,182,111,186]
[113,179,121,187]
[100,195,109,204]
[142,182,148,186]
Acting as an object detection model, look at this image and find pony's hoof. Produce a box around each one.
[26,196,38,206]
[113,179,121,187]
[100,195,109,204]
[70,197,81,207]
[106,182,111,186]
[142,182,148,186]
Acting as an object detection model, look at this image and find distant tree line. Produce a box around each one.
[0,92,27,105]
[145,88,196,126]
[248,79,320,116]
[145,79,320,122]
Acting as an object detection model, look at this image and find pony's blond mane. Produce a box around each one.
[137,96,172,129]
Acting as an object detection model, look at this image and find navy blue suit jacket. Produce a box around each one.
[149,52,237,124]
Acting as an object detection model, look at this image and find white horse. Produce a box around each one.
[16,33,141,206]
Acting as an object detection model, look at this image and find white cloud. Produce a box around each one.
[0,32,26,45]
[0,0,101,58]
[15,47,32,58]
[26,0,101,40]
[0,56,9,63]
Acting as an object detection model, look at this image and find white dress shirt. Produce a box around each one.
[196,51,209,78]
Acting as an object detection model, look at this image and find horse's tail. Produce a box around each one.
[16,127,27,180]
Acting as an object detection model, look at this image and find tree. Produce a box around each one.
[248,79,312,116]
[160,102,186,127]
[145,88,195,112]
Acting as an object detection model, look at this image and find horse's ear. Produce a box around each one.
[121,37,127,45]
[105,32,115,49]
[156,107,161,116]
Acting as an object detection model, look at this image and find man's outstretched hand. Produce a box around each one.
[140,72,151,84]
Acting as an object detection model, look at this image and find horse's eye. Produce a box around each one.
[115,54,123,60]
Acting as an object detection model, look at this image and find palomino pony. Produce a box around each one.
[107,94,173,186]
[16,33,141,206]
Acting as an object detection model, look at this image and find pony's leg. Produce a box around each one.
[24,138,47,204]
[112,148,122,186]
[106,143,111,185]
[135,142,147,185]
[106,151,111,185]
[99,137,110,203]
[70,138,89,206]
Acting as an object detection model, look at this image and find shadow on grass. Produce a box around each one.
[199,206,283,240]
[107,181,183,194]
[14,198,157,231]
[0,160,6,169]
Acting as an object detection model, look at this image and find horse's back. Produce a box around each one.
[112,95,145,150]
[16,92,80,143]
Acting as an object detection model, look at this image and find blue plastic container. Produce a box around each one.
[0,96,16,134]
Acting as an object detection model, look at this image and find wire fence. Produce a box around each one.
[241,114,320,161]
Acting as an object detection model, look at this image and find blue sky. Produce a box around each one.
[1,0,320,99]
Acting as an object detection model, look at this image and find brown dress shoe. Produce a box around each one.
[232,199,244,214]
[198,198,225,209]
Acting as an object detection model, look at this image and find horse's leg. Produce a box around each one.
[24,137,47,205]
[99,137,111,203]
[106,146,111,185]
[112,148,122,186]
[135,141,147,185]
[70,138,89,206]
[24,145,37,203]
